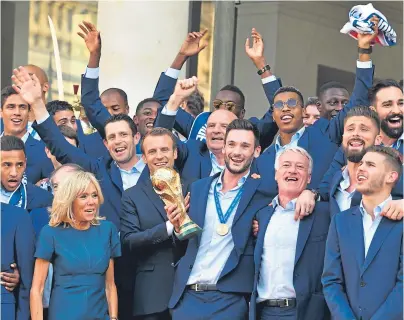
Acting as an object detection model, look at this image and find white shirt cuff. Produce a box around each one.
[84,67,100,79]
[166,221,174,236]
[261,75,277,84]
[36,113,50,125]
[162,105,178,116]
[356,60,372,69]
[165,68,180,79]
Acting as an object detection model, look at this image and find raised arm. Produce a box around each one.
[12,66,100,173]
[322,217,356,319]
[319,17,379,145]
[78,21,111,138]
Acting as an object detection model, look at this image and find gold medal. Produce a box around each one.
[216,223,229,236]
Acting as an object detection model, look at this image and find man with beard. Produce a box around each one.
[166,119,269,320]
[120,128,189,320]
[78,21,159,155]
[322,146,403,320]
[369,79,403,151]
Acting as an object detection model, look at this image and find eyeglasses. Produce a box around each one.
[273,98,301,110]
[212,99,241,111]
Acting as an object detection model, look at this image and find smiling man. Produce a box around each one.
[323,146,403,320]
[250,147,331,320]
[120,127,188,320]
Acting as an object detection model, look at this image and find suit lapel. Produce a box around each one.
[109,163,124,193]
[351,191,362,207]
[200,148,212,178]
[330,171,342,199]
[254,206,276,270]
[297,129,309,151]
[140,177,168,222]
[232,176,261,227]
[361,217,396,276]
[294,212,315,267]
[349,208,365,269]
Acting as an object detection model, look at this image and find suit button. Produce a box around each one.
[360,281,366,287]
[171,262,175,267]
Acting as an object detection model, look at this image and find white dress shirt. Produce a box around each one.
[209,152,225,176]
[118,159,146,191]
[187,170,248,285]
[257,196,300,302]
[335,167,356,211]
[359,195,392,257]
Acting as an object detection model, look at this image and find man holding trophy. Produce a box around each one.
[120,126,195,320]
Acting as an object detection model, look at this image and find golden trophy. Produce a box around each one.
[72,84,96,135]
[151,167,201,240]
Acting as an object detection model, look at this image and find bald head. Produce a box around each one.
[23,65,49,114]
[206,109,238,153]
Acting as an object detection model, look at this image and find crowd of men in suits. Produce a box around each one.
[1,15,403,320]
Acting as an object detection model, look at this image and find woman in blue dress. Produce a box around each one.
[30,171,121,320]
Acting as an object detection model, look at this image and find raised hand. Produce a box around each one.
[179,30,208,57]
[174,76,198,101]
[77,21,101,54]
[357,16,379,48]
[245,28,265,62]
[11,67,42,105]
[165,204,183,233]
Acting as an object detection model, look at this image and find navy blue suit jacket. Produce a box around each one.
[1,203,35,320]
[262,65,375,145]
[153,72,279,151]
[25,181,53,211]
[33,116,143,229]
[76,119,109,159]
[322,207,403,320]
[256,125,339,196]
[169,171,269,309]
[250,202,331,320]
[24,134,53,184]
[120,167,188,316]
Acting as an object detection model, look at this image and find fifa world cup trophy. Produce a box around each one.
[151,167,201,240]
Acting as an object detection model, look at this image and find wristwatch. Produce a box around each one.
[307,188,320,201]
[257,64,271,75]
[358,46,372,54]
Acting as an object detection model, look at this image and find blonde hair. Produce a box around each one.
[49,171,105,227]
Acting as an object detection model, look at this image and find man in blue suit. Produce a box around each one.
[166,119,269,319]
[1,135,53,211]
[318,106,403,218]
[1,203,36,320]
[322,146,403,320]
[120,128,189,320]
[45,99,108,159]
[251,147,330,320]
[1,86,53,184]
[247,27,376,146]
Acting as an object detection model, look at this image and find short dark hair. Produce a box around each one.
[0,135,26,155]
[364,145,403,180]
[104,114,138,137]
[1,86,30,110]
[225,119,260,148]
[140,127,177,154]
[136,98,162,115]
[273,86,304,106]
[344,106,381,132]
[46,100,74,116]
[219,85,245,108]
[318,81,348,98]
[186,91,205,117]
[305,96,321,108]
[368,79,403,105]
[101,88,128,104]
[58,125,79,147]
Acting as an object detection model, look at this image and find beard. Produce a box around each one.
[356,175,384,196]
[343,138,366,163]
[225,155,254,175]
[381,113,403,139]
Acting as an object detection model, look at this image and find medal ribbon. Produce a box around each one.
[214,182,243,224]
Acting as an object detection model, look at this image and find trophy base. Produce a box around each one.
[177,221,202,241]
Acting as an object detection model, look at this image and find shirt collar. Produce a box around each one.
[0,131,30,143]
[116,158,146,174]
[210,152,225,168]
[216,169,250,192]
[339,166,352,190]
[271,195,297,211]
[359,195,392,219]
[275,126,305,153]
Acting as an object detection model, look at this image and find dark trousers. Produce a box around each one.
[134,309,171,320]
[258,304,297,320]
[172,289,248,320]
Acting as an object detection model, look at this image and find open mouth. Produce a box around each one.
[7,179,19,187]
[85,209,95,213]
[348,139,365,149]
[387,115,403,127]
[280,114,294,123]
[357,174,367,182]
[114,146,127,156]
[11,119,22,125]
[145,122,154,129]
[211,136,224,141]
[230,158,244,165]
[285,177,298,182]
[155,162,168,167]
